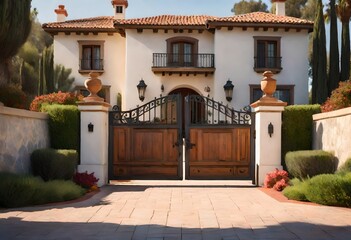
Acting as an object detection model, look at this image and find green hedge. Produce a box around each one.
[42,104,79,150]
[31,148,78,181]
[285,150,337,179]
[337,157,351,175]
[281,105,321,168]
[284,174,351,208]
[0,172,85,208]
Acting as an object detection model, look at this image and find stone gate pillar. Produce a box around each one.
[77,72,110,187]
[251,71,287,186]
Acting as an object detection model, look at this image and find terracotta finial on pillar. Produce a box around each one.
[83,72,104,102]
[250,71,287,107]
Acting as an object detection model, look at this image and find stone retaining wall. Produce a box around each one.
[313,107,351,167]
[0,106,49,174]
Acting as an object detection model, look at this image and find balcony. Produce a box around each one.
[254,57,282,73]
[152,53,215,76]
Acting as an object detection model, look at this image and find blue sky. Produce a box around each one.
[32,0,272,23]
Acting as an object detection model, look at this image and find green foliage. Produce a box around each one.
[0,172,85,208]
[337,157,351,174]
[30,91,83,112]
[38,46,55,95]
[281,105,321,167]
[285,150,337,179]
[0,84,27,109]
[312,0,328,104]
[282,179,308,201]
[231,0,268,15]
[31,148,78,181]
[54,64,75,92]
[42,105,80,150]
[328,0,340,95]
[304,173,351,207]
[321,80,351,112]
[0,0,32,85]
[337,0,351,82]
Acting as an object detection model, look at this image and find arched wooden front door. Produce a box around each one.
[168,88,203,136]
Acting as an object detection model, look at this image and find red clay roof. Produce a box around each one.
[43,12,313,33]
[115,15,214,27]
[209,12,313,25]
[42,16,115,32]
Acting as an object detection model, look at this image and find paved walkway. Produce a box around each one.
[1,181,351,240]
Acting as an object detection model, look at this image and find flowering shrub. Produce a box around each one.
[73,171,99,190]
[30,91,83,112]
[0,85,27,109]
[321,80,351,112]
[264,168,289,191]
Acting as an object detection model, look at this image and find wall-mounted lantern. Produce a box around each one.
[268,122,274,137]
[223,79,234,101]
[161,84,164,93]
[137,79,147,101]
[88,122,94,132]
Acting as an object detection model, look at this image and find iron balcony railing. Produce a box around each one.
[254,57,282,69]
[80,59,104,71]
[153,53,215,68]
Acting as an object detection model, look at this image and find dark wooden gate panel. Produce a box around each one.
[109,95,183,180]
[185,95,254,180]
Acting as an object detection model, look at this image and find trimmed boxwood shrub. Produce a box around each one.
[31,148,78,181]
[281,105,321,168]
[0,172,85,208]
[337,157,351,175]
[304,173,351,207]
[42,104,79,150]
[285,150,337,179]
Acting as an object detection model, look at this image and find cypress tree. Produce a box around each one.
[328,0,340,95]
[312,0,328,104]
[337,0,351,82]
[0,0,32,86]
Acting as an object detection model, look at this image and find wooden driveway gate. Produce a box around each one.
[109,95,254,181]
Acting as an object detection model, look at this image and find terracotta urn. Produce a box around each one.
[261,71,276,97]
[84,72,103,102]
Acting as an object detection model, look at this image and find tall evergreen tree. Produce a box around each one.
[312,0,328,104]
[0,0,32,86]
[336,0,351,82]
[328,0,340,95]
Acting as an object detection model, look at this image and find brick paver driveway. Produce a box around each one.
[1,181,351,240]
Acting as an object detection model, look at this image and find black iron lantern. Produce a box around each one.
[223,79,234,101]
[268,122,274,137]
[137,79,147,101]
[88,122,94,132]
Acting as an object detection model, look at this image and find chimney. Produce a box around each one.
[272,0,286,16]
[54,5,68,22]
[111,0,128,19]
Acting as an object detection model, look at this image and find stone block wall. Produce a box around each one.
[313,107,351,167]
[0,106,49,174]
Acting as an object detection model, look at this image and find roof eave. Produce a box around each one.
[43,27,118,34]
[207,22,313,32]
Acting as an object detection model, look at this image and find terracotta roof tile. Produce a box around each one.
[43,16,115,31]
[209,12,313,25]
[115,15,214,26]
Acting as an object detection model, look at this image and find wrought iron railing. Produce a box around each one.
[185,95,252,125]
[110,95,181,126]
[80,59,104,70]
[153,53,215,68]
[254,57,282,69]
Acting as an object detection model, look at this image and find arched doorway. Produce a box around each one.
[168,87,204,135]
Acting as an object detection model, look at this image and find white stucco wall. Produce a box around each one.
[214,28,310,109]
[313,107,351,167]
[53,32,125,107]
[124,29,215,110]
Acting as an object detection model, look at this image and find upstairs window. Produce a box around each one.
[167,37,198,67]
[254,37,281,73]
[250,84,294,105]
[78,41,104,73]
